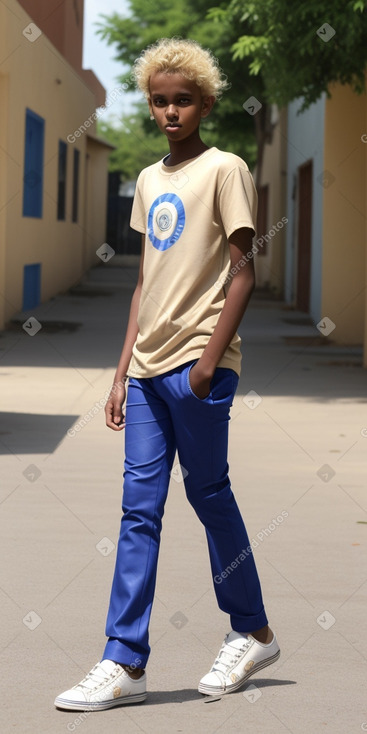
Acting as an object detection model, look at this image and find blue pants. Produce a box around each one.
[103,360,268,668]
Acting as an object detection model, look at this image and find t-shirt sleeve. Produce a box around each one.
[130,173,146,234]
[218,165,257,239]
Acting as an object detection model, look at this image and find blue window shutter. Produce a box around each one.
[23,263,41,310]
[72,148,80,222]
[57,140,67,220]
[23,109,45,218]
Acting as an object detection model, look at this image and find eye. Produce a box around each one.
[178,97,191,104]
[153,98,165,106]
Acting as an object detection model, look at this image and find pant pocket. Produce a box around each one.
[186,361,212,402]
[185,362,238,405]
[210,368,238,405]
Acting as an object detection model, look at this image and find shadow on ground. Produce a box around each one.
[0,412,78,455]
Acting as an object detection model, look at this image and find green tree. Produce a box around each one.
[95,1,259,168]
[97,0,367,182]
[98,114,169,181]
[208,0,367,111]
[207,0,367,183]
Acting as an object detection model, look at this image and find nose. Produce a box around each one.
[166,104,178,119]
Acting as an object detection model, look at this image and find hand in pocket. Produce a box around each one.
[189,362,212,400]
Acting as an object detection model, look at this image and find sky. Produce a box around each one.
[82,0,141,123]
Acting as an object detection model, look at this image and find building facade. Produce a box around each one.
[0,0,114,329]
[255,82,367,365]
[253,105,288,298]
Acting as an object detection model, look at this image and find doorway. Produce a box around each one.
[296,160,313,312]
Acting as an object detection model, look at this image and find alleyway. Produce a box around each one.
[1,261,366,734]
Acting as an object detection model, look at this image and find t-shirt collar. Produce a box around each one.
[160,147,217,175]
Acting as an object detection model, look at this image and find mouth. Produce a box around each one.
[165,123,182,131]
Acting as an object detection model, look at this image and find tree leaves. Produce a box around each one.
[95,0,261,168]
[213,0,367,110]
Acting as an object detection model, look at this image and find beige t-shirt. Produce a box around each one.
[128,146,257,378]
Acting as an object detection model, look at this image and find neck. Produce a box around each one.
[165,131,209,167]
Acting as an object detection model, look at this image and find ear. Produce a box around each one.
[148,98,153,117]
[201,95,216,119]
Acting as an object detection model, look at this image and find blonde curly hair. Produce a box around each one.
[132,37,228,100]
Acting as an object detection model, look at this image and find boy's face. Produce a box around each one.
[148,72,215,142]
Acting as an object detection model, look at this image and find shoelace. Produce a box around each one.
[212,635,252,675]
[76,663,120,691]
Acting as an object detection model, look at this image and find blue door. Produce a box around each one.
[23,108,45,218]
[23,263,41,310]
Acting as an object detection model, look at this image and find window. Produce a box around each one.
[57,140,67,220]
[23,109,45,218]
[72,148,80,222]
[23,263,41,310]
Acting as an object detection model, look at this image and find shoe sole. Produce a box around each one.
[54,691,147,711]
[198,648,280,696]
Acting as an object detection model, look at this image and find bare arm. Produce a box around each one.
[105,236,145,430]
[189,227,255,399]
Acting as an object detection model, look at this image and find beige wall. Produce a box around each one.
[322,83,366,346]
[0,72,9,330]
[18,0,106,107]
[0,2,110,328]
[84,137,111,271]
[255,106,287,296]
[365,119,367,367]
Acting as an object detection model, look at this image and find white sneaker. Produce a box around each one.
[54,659,147,711]
[198,631,280,695]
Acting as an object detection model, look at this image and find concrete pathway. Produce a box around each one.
[1,261,366,734]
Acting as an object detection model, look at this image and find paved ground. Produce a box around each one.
[1,260,366,734]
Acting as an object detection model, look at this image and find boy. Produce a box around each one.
[55,37,280,711]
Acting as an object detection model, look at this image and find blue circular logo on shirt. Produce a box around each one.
[148,193,185,250]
